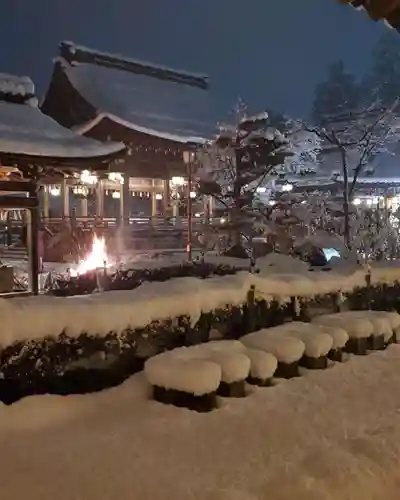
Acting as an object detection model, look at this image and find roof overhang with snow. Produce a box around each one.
[0,73,126,170]
[54,41,215,144]
[339,0,400,30]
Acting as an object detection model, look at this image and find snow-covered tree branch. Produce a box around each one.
[302,100,400,248]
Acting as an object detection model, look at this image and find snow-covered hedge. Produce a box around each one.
[2,264,400,404]
[48,261,243,296]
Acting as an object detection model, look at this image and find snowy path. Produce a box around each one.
[1,348,400,499]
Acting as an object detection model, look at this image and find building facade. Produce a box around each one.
[41,41,215,219]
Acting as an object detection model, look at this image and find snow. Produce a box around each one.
[241,329,305,364]
[313,314,374,339]
[244,348,278,380]
[144,342,251,392]
[5,251,400,350]
[0,101,125,158]
[3,261,400,347]
[203,350,250,384]
[144,356,221,395]
[291,322,349,350]
[0,73,35,97]
[60,41,209,82]
[197,340,277,381]
[338,311,393,341]
[3,347,400,499]
[75,112,209,145]
[369,311,400,330]
[58,41,215,143]
[162,343,251,385]
[274,324,333,358]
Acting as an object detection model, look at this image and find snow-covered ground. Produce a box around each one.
[1,346,400,499]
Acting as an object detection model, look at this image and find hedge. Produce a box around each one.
[47,262,245,296]
[1,277,398,404]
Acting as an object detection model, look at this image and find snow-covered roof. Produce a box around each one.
[56,41,215,143]
[0,73,35,100]
[0,73,125,160]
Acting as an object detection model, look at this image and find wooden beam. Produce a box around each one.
[0,196,38,209]
[0,180,34,192]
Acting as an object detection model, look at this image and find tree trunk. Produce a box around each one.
[340,147,351,250]
[232,149,243,246]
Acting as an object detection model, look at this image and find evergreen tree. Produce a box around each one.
[362,31,400,106]
[312,60,359,124]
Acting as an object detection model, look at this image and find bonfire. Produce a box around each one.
[70,235,109,277]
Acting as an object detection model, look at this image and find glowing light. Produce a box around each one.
[49,186,60,196]
[108,172,124,183]
[256,186,266,193]
[171,176,185,186]
[281,183,293,192]
[353,198,361,205]
[70,236,109,277]
[81,170,97,185]
[268,200,276,206]
[155,193,163,200]
[190,191,196,198]
[112,191,121,199]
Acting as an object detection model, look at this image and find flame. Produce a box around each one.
[70,235,109,277]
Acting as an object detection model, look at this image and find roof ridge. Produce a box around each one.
[59,41,209,90]
[0,73,37,105]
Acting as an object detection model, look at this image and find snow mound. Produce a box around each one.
[245,348,278,380]
[241,329,305,364]
[312,313,374,339]
[277,324,333,358]
[339,311,392,341]
[171,344,250,384]
[203,350,250,384]
[144,355,221,395]
[197,340,277,380]
[289,321,349,349]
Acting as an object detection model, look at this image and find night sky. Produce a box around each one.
[0,0,387,120]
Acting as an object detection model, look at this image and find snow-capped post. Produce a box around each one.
[246,284,256,333]
[196,102,292,259]
[302,99,400,249]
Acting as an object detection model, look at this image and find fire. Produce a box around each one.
[70,235,109,277]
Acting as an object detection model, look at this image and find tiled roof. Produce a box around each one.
[0,73,125,160]
[56,41,215,143]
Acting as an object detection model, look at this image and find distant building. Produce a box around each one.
[0,72,125,292]
[41,42,215,216]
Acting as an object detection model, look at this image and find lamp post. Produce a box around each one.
[183,149,195,261]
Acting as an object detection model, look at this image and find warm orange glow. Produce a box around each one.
[70,235,109,277]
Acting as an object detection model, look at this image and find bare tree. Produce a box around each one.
[303,100,400,248]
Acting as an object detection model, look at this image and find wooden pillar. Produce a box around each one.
[43,185,49,219]
[163,179,170,218]
[209,196,214,218]
[96,180,104,218]
[28,177,40,295]
[151,179,158,217]
[80,197,88,217]
[121,174,130,225]
[61,177,69,218]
